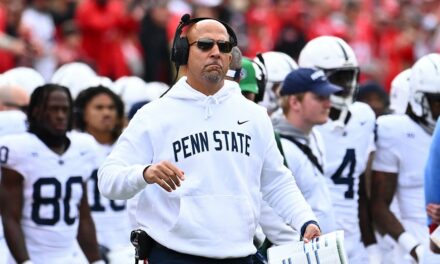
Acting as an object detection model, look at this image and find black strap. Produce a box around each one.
[274,131,288,167]
[279,134,324,174]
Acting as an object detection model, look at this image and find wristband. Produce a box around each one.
[398,232,419,253]
[21,261,34,264]
[300,220,320,238]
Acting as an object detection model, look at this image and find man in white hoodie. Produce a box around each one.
[98,15,320,263]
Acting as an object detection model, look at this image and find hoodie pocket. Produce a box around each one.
[169,195,255,243]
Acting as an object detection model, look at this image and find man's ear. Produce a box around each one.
[289,95,302,111]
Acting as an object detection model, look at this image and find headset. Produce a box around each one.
[159,14,238,98]
[170,14,238,69]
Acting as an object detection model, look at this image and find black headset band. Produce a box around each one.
[171,14,237,66]
[177,16,237,45]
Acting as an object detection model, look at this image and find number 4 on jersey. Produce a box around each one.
[331,149,356,199]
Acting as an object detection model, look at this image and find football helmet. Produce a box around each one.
[2,67,45,95]
[299,36,359,113]
[113,76,167,114]
[51,62,97,99]
[254,51,298,113]
[389,69,411,115]
[409,53,440,133]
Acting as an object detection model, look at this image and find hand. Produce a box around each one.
[427,203,440,225]
[431,240,440,254]
[9,39,26,56]
[143,161,185,192]
[303,223,320,243]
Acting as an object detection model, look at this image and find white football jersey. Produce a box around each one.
[0,132,96,260]
[372,114,432,225]
[316,102,376,236]
[0,110,27,137]
[86,140,131,250]
[281,128,336,234]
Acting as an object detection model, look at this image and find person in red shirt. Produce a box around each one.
[75,0,141,80]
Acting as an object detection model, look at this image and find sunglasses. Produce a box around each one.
[189,38,233,53]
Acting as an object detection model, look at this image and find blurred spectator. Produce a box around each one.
[244,0,276,57]
[273,0,308,61]
[335,0,376,84]
[49,0,78,27]
[370,4,415,91]
[304,0,347,40]
[0,0,27,72]
[20,0,57,80]
[75,0,142,80]
[54,20,86,66]
[139,1,172,84]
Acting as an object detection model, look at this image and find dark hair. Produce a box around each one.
[74,86,125,141]
[27,83,73,133]
[128,100,149,120]
[357,81,389,106]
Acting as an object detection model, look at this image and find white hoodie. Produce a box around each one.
[98,77,316,258]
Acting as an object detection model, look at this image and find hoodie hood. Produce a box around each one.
[272,110,310,144]
[165,77,241,119]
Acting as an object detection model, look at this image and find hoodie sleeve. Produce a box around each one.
[259,112,318,232]
[259,199,300,245]
[98,110,152,200]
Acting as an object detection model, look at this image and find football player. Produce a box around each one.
[254,51,298,115]
[0,84,103,264]
[299,36,376,263]
[371,53,440,264]
[74,86,133,263]
[0,82,30,264]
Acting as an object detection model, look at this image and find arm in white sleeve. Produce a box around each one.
[260,117,317,232]
[98,113,153,200]
[259,199,300,245]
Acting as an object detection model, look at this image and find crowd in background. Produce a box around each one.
[1,0,440,264]
[0,0,440,91]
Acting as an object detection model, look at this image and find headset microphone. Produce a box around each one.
[181,13,191,24]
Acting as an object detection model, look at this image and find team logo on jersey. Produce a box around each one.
[237,120,249,125]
